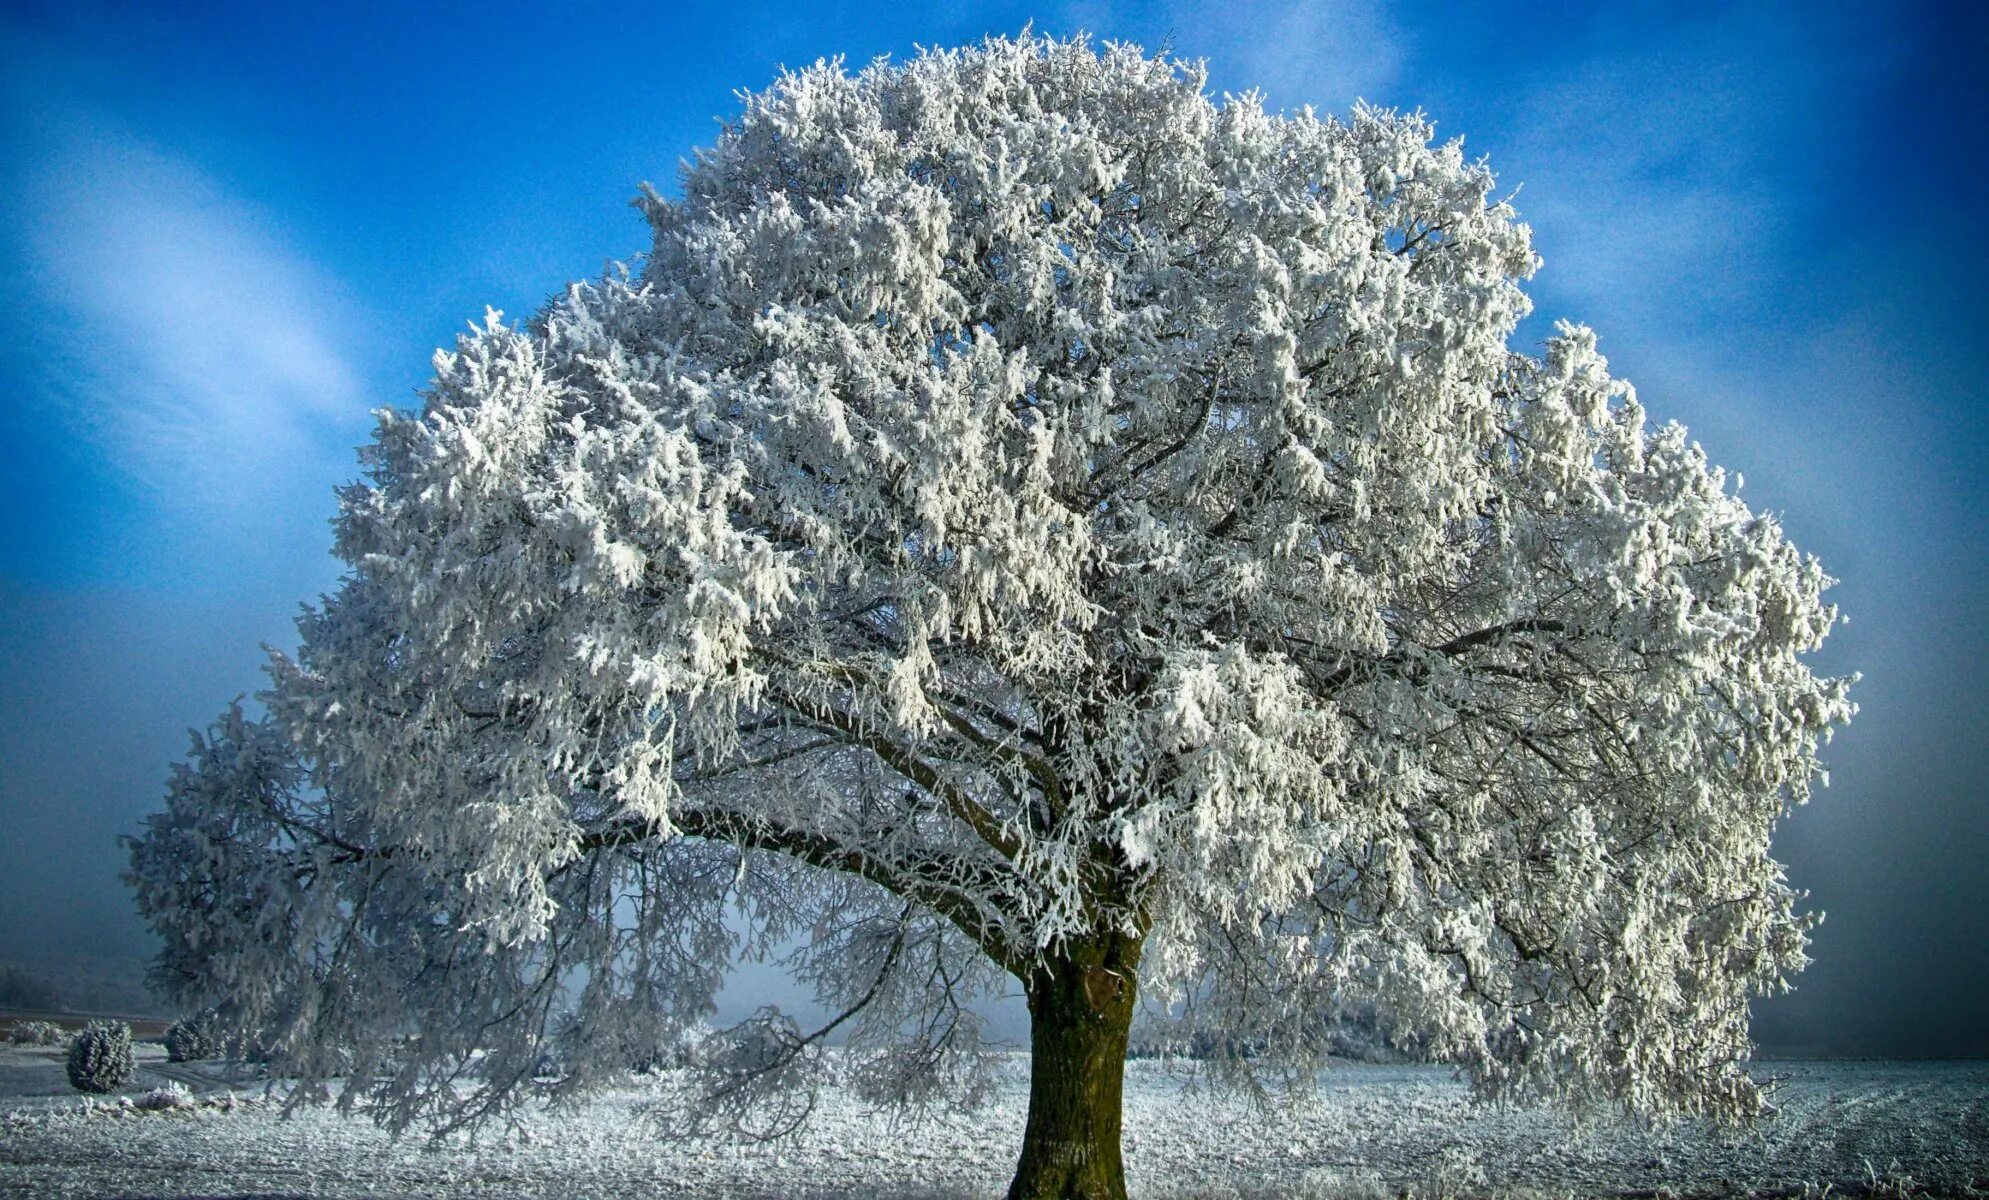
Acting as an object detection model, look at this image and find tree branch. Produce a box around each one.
[586,810,1026,975]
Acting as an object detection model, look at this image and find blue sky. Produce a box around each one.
[1,0,1982,1055]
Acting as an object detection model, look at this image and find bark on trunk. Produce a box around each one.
[1005,936,1140,1200]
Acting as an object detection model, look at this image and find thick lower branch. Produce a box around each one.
[586,809,1028,975]
[759,673,1027,863]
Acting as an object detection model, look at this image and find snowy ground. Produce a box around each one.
[1,1043,1984,1198]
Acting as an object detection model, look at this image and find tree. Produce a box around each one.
[126,34,1853,1200]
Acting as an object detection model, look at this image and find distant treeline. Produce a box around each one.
[0,964,65,1011]
[1126,1008,1424,1064]
[0,957,159,1017]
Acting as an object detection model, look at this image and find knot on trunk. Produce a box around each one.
[1082,964,1124,1013]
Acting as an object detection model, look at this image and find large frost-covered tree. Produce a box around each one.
[128,34,1852,1200]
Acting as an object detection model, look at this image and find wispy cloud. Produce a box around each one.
[14,109,368,517]
[1058,0,1404,111]
[1183,0,1403,110]
[1496,6,1902,331]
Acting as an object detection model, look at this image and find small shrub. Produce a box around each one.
[164,1012,220,1062]
[7,1019,65,1046]
[133,1082,195,1112]
[66,1020,135,1093]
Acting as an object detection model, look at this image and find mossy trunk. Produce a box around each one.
[1006,936,1140,1200]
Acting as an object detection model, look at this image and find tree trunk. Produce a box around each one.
[1006,936,1141,1200]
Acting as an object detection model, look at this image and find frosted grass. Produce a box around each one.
[3,1046,1983,1198]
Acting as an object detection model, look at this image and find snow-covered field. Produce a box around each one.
[1,1043,1983,1198]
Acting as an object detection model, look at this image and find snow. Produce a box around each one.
[3,1045,1984,1198]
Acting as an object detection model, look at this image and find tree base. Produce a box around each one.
[1006,938,1140,1200]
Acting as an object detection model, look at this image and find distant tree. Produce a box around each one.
[125,34,1852,1200]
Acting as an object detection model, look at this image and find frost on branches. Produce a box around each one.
[127,33,1851,1200]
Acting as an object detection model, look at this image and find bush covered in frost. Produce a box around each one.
[133,1082,196,1112]
[7,1019,65,1046]
[164,1011,221,1062]
[66,1020,134,1093]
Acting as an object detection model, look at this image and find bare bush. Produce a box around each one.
[133,1082,196,1112]
[7,1019,65,1046]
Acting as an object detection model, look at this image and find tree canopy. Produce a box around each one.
[128,33,1852,1200]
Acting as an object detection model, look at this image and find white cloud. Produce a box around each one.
[16,110,369,515]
